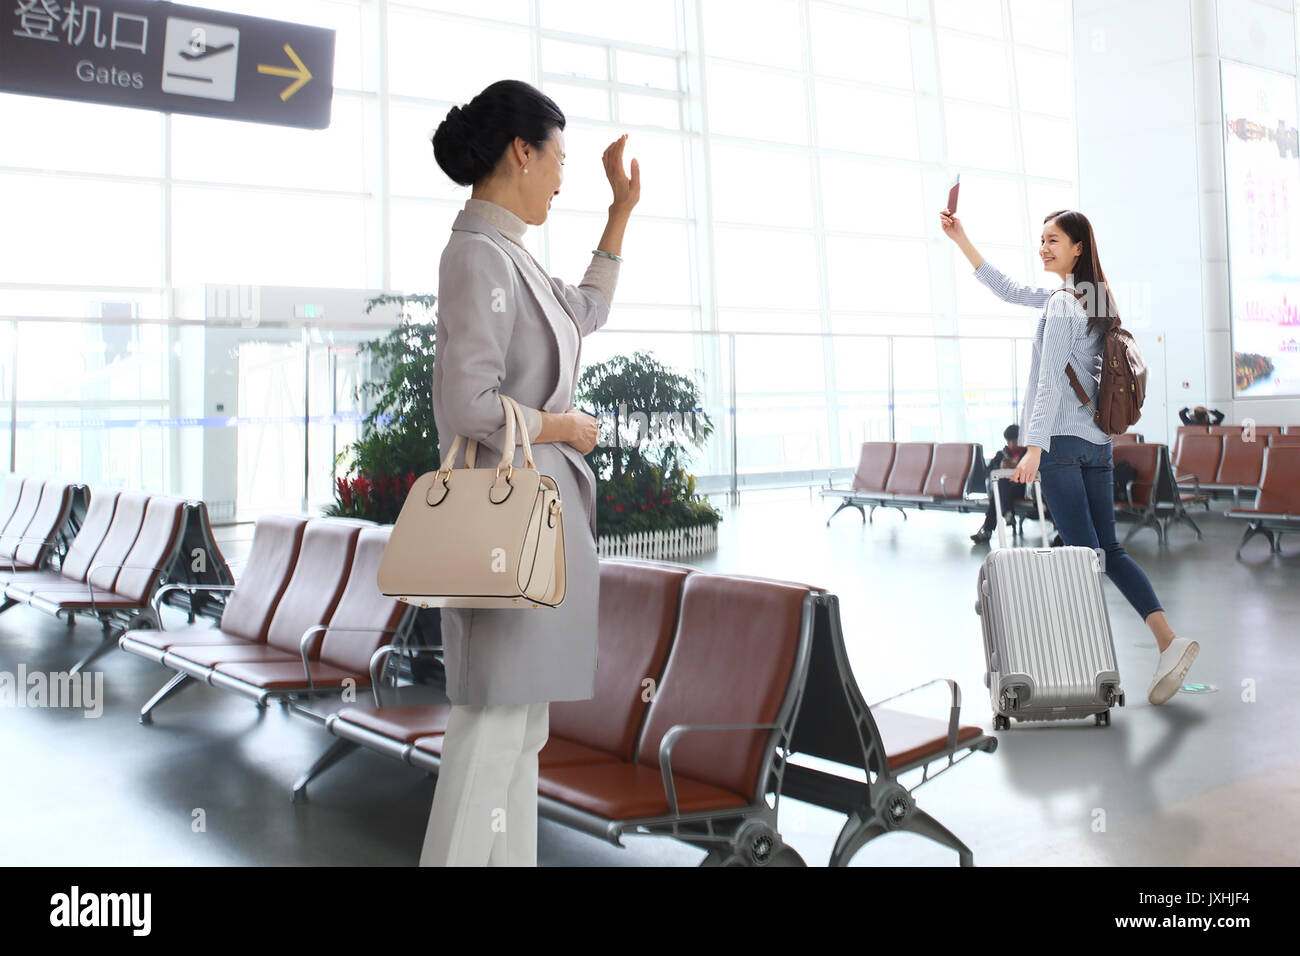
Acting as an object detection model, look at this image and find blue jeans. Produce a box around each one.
[1036,435,1164,620]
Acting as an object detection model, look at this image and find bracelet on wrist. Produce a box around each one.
[592,249,623,263]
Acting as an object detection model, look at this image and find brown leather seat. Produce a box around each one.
[26,496,186,604]
[922,443,975,498]
[1111,433,1141,445]
[1231,446,1300,516]
[166,518,359,670]
[851,442,895,494]
[537,762,749,819]
[540,572,812,820]
[1216,435,1263,487]
[213,659,363,690]
[412,732,622,770]
[1173,424,1207,460]
[207,526,406,696]
[873,707,986,771]
[1269,434,1300,446]
[5,480,76,571]
[884,442,933,495]
[1174,433,1222,485]
[548,559,690,762]
[9,491,149,595]
[119,514,306,667]
[122,622,250,653]
[1112,443,1160,506]
[1,488,119,589]
[341,705,450,744]
[1208,424,1242,436]
[0,478,46,560]
[0,474,24,533]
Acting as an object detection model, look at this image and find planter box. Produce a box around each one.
[596,523,718,560]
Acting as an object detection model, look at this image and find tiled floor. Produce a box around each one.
[2,491,1296,866]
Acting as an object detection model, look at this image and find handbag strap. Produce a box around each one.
[499,394,537,471]
[439,395,536,475]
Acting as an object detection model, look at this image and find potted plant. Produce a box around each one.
[576,350,722,557]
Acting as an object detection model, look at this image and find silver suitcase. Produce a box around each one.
[976,469,1125,729]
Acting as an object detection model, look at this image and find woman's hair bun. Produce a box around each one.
[431,80,566,188]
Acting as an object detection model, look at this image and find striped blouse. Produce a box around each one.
[973,260,1110,451]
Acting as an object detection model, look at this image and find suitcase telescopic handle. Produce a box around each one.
[989,468,1050,550]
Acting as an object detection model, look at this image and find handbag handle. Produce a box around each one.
[438,394,536,476]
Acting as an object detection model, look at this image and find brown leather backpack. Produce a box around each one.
[1058,290,1148,435]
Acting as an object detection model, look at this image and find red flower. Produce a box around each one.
[604,493,614,502]
[405,471,416,491]
[640,503,647,510]
[614,503,625,513]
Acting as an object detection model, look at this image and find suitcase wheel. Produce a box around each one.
[1094,710,1111,727]
[993,714,1010,731]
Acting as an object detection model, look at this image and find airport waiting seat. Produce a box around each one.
[1172,424,1207,461]
[1114,443,1201,544]
[304,560,997,867]
[1111,432,1143,445]
[122,517,411,722]
[0,477,83,576]
[1228,445,1300,558]
[821,441,986,526]
[2,490,187,671]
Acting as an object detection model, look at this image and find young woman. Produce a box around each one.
[940,207,1198,706]
[423,80,640,865]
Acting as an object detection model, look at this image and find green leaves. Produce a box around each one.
[577,350,721,535]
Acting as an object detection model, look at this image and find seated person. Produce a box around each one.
[971,425,1027,544]
[1178,405,1224,426]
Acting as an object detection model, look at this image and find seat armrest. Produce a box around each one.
[869,678,961,756]
[298,624,404,697]
[3,533,66,573]
[658,722,781,817]
[151,583,238,628]
[85,562,173,614]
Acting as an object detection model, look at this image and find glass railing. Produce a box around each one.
[5,314,1148,517]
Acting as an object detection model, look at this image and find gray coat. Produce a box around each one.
[431,208,610,705]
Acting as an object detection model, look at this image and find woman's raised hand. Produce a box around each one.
[939,208,966,243]
[603,134,640,213]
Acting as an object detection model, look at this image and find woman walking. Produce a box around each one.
[940,207,1198,706]
[423,79,640,865]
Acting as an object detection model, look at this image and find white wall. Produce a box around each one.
[1074,0,1300,440]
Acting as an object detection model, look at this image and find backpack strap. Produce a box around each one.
[1047,288,1094,408]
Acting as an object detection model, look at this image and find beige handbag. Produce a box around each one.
[376,394,565,608]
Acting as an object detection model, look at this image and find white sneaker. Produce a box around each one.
[1147,637,1199,705]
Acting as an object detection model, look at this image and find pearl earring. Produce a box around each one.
[523,167,529,174]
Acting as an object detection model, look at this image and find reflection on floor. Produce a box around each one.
[1,490,1295,865]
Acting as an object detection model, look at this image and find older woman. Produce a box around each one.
[420,79,639,866]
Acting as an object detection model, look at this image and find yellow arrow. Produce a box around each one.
[257,43,312,101]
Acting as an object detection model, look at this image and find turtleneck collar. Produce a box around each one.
[464,197,528,246]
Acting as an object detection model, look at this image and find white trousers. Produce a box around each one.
[419,701,549,867]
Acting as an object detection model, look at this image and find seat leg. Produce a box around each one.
[868,505,876,524]
[1178,510,1202,540]
[0,596,16,616]
[828,808,891,867]
[70,621,119,675]
[139,672,196,724]
[826,500,864,526]
[1236,522,1273,558]
[894,806,975,866]
[291,738,361,803]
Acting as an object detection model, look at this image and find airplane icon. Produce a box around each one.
[178,42,235,61]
